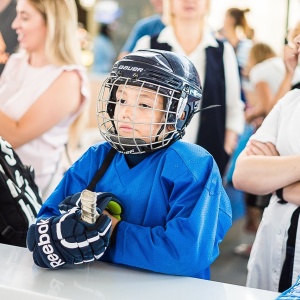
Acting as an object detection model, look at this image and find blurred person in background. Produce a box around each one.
[216,7,254,103]
[223,21,300,225]
[77,22,94,69]
[233,42,287,257]
[0,0,89,201]
[134,0,245,177]
[217,7,253,191]
[92,0,122,75]
[118,0,165,60]
[0,0,18,75]
[267,21,300,111]
[245,43,286,126]
[233,30,300,293]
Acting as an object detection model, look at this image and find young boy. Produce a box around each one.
[27,49,232,279]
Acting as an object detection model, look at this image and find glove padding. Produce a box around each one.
[27,207,111,269]
[59,191,122,220]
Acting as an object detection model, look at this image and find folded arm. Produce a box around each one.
[0,70,81,149]
[233,140,300,195]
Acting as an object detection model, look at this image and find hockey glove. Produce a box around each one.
[27,206,111,269]
[59,192,122,220]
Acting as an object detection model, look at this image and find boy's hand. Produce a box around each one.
[27,207,111,268]
[59,191,122,220]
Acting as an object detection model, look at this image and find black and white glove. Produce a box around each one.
[27,206,111,269]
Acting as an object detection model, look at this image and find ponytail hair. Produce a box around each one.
[226,7,254,39]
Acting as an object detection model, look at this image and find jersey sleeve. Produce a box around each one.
[107,153,232,279]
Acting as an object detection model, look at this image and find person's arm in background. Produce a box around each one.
[233,141,300,195]
[223,41,245,155]
[233,90,300,198]
[282,180,300,205]
[268,45,298,112]
[234,140,300,205]
[0,70,82,149]
[233,93,300,196]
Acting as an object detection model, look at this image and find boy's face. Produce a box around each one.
[114,85,167,143]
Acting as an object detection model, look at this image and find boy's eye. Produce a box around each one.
[139,103,152,109]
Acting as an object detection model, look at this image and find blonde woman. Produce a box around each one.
[134,0,245,176]
[0,0,89,200]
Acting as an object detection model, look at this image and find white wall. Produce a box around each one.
[208,0,300,55]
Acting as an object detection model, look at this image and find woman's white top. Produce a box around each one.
[247,89,300,291]
[249,57,285,95]
[0,51,90,200]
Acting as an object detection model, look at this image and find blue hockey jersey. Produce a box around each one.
[38,141,232,279]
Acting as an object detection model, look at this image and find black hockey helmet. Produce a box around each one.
[97,49,202,154]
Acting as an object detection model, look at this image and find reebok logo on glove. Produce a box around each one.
[37,219,65,268]
[28,206,112,269]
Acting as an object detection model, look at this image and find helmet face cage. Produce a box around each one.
[97,76,185,154]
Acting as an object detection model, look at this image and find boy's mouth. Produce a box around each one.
[119,125,134,133]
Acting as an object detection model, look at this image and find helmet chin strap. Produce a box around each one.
[109,131,178,154]
[155,124,166,143]
[109,135,152,154]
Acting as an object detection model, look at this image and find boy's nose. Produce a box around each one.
[122,104,135,120]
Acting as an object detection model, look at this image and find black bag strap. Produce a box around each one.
[0,213,26,247]
[278,206,300,292]
[87,147,117,191]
